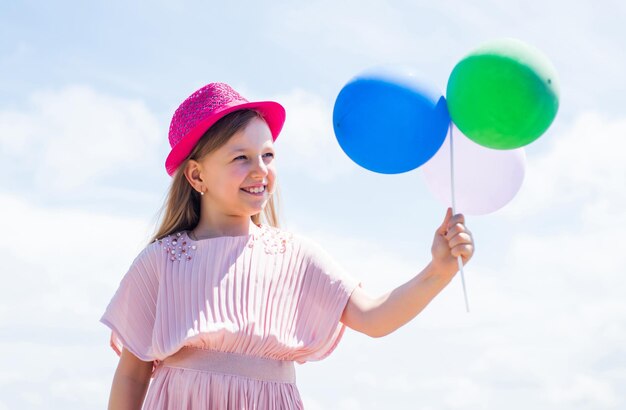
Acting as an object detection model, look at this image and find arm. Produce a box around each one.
[341,208,474,338]
[107,347,153,410]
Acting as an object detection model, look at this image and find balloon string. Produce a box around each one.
[449,122,471,313]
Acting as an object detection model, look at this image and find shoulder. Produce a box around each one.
[151,231,193,262]
[285,230,359,286]
[127,233,176,271]
[252,224,295,254]
[271,227,331,263]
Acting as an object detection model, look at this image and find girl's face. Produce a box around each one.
[194,117,277,218]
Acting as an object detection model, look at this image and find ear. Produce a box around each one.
[183,159,204,190]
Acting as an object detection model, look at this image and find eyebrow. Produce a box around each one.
[229,146,274,154]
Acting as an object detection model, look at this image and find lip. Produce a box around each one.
[240,184,267,196]
[240,188,266,196]
[241,184,266,189]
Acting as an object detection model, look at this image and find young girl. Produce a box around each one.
[101,82,474,409]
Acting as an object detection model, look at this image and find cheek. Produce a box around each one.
[230,167,248,179]
[268,163,277,180]
[211,170,241,193]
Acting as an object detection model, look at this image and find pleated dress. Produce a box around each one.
[100,223,361,409]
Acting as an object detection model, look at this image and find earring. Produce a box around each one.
[199,190,204,196]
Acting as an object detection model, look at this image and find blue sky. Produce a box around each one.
[1,1,625,409]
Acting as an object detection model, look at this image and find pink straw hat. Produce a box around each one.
[165,83,286,176]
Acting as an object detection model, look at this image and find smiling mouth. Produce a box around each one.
[240,185,267,195]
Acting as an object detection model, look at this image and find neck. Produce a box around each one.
[191,218,258,240]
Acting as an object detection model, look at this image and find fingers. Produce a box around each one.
[449,231,474,261]
[445,223,472,240]
[448,232,472,248]
[450,243,474,260]
[437,207,453,235]
[438,209,474,253]
[443,210,467,238]
[446,213,465,231]
[443,213,474,260]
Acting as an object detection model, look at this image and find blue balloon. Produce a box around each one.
[333,67,450,174]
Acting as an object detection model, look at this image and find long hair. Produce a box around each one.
[149,109,281,244]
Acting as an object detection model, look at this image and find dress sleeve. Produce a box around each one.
[294,236,362,363]
[99,244,160,370]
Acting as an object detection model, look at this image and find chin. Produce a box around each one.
[245,202,266,213]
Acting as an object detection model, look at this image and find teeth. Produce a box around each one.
[244,186,265,194]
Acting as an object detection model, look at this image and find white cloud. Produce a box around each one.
[503,112,626,220]
[546,373,621,407]
[0,85,163,193]
[271,88,355,182]
[269,1,423,62]
[0,192,154,327]
[0,191,156,409]
[300,396,326,410]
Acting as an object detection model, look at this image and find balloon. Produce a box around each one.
[420,124,526,215]
[333,66,450,174]
[446,38,559,149]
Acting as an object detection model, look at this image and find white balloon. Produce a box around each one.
[420,124,526,215]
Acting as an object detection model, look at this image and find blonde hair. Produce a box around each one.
[149,109,281,244]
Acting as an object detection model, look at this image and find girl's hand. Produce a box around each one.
[431,207,475,275]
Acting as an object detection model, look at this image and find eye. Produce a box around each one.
[234,153,274,161]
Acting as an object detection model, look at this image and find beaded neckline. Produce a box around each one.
[156,223,293,262]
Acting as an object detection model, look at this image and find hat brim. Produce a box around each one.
[165,100,286,177]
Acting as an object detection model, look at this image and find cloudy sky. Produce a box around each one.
[1,0,624,408]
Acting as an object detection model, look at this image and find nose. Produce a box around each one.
[251,155,269,177]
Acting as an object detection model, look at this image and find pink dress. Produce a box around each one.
[100,223,361,409]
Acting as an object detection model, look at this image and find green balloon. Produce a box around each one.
[447,38,560,149]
